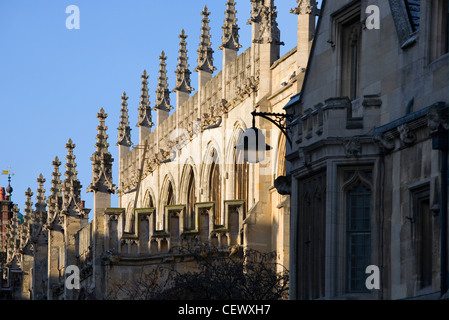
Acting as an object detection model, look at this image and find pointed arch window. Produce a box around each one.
[210,157,222,226]
[235,139,249,203]
[167,182,175,206]
[341,17,361,101]
[186,168,196,230]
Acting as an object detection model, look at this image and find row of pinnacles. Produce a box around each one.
[1,0,317,300]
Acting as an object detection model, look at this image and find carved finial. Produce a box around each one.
[154,51,173,112]
[174,29,194,93]
[137,70,154,128]
[248,0,263,25]
[47,156,62,221]
[65,139,77,181]
[195,6,217,74]
[5,204,21,255]
[290,0,317,15]
[88,109,116,194]
[35,174,47,222]
[24,187,34,221]
[219,0,242,51]
[117,92,133,147]
[62,139,83,214]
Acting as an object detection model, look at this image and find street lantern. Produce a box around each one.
[235,126,272,164]
[235,110,294,164]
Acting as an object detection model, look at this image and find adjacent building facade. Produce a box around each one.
[286,0,448,299]
[0,0,315,300]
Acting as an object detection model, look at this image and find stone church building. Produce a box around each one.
[1,0,448,301]
[0,0,313,300]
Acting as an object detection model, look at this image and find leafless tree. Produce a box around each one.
[107,245,289,300]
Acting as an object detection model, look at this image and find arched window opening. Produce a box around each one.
[210,157,222,226]
[186,168,196,230]
[235,145,249,203]
[167,182,175,206]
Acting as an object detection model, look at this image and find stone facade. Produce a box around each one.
[0,0,315,300]
[286,0,448,299]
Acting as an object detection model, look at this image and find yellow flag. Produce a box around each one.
[2,171,9,175]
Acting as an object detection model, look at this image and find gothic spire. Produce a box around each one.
[154,51,173,112]
[195,6,217,74]
[24,188,33,222]
[174,29,194,93]
[35,174,47,223]
[137,70,154,128]
[62,139,83,214]
[88,108,116,194]
[5,204,21,256]
[219,0,242,51]
[47,156,62,222]
[117,92,133,147]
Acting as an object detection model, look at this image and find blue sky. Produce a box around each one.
[0,0,320,219]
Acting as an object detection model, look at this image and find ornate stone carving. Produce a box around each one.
[88,108,117,194]
[62,139,84,216]
[35,174,47,223]
[248,0,263,25]
[252,1,283,45]
[397,124,416,145]
[290,0,317,15]
[136,70,154,128]
[174,30,194,93]
[195,6,217,74]
[117,92,133,147]
[374,134,395,152]
[187,119,202,139]
[47,156,62,225]
[154,51,173,112]
[344,137,361,157]
[219,0,242,51]
[427,102,448,133]
[235,76,259,97]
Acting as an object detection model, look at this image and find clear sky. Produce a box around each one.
[0,0,321,220]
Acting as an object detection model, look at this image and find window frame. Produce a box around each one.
[346,181,372,293]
